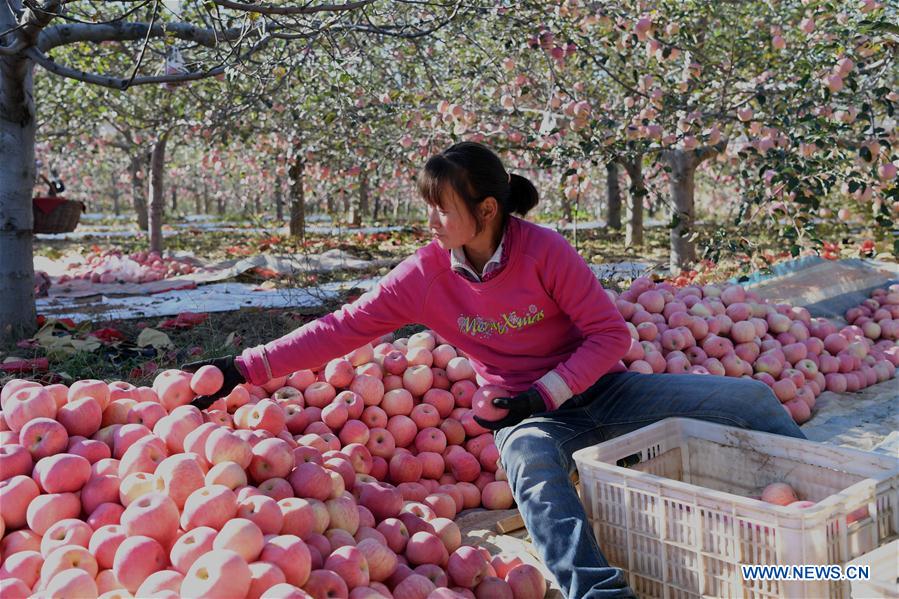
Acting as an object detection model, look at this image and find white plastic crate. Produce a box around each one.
[847,539,898,598]
[572,418,899,599]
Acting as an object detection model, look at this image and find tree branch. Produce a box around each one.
[693,139,729,166]
[211,0,375,15]
[0,38,26,55]
[27,46,226,89]
[38,20,242,51]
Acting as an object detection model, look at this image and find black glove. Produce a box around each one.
[181,355,245,410]
[473,387,547,431]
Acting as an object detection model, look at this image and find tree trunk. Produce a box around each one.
[622,157,645,248]
[111,171,120,216]
[664,142,726,273]
[194,190,201,214]
[148,133,168,253]
[350,170,368,226]
[129,153,149,230]
[170,186,177,213]
[372,194,381,221]
[606,161,621,230]
[288,154,305,239]
[667,150,697,273]
[275,177,284,221]
[560,181,572,223]
[0,51,37,343]
[217,196,224,215]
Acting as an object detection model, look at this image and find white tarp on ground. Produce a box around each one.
[36,279,381,323]
[590,261,653,282]
[178,251,395,283]
[741,257,899,320]
[34,250,398,299]
[35,224,411,241]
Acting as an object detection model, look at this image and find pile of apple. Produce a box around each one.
[0,330,547,599]
[56,250,200,285]
[610,278,899,425]
[843,285,899,342]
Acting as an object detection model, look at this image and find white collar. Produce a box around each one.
[450,234,505,282]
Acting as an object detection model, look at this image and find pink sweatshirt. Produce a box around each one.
[237,216,631,409]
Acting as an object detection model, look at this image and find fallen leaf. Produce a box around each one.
[137,328,174,350]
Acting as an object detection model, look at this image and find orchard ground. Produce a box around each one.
[2,216,897,598]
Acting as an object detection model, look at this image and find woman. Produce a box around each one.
[187,141,806,598]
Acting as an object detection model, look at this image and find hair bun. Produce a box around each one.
[508,173,539,216]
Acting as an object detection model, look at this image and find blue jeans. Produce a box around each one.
[494,372,807,599]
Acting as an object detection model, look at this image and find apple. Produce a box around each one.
[403,365,435,396]
[40,518,93,557]
[349,376,385,407]
[34,453,91,493]
[475,576,513,599]
[170,526,217,574]
[214,518,265,562]
[327,494,361,535]
[152,369,195,411]
[155,453,206,508]
[450,380,477,408]
[355,537,398,583]
[303,569,349,598]
[67,437,111,463]
[471,384,511,422]
[249,437,295,482]
[121,492,180,546]
[481,481,514,509]
[4,386,57,432]
[447,451,481,483]
[68,379,111,410]
[136,570,185,597]
[113,535,167,592]
[261,535,312,588]
[180,484,238,530]
[45,568,99,598]
[389,452,423,484]
[181,549,252,599]
[387,415,418,448]
[112,423,152,459]
[118,434,168,478]
[325,358,356,388]
[80,473,120,515]
[448,545,491,588]
[394,572,436,599]
[88,524,127,570]
[410,403,441,429]
[0,443,32,481]
[304,382,337,408]
[191,365,224,396]
[325,545,371,590]
[0,528,41,555]
[289,461,333,501]
[405,531,448,566]
[205,428,253,469]
[0,549,43,589]
[126,400,167,430]
[505,564,546,599]
[0,475,39,528]
[118,471,156,506]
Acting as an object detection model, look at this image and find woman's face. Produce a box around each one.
[427,188,478,250]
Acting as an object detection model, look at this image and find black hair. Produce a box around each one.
[417,141,539,232]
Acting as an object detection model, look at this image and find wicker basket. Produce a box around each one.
[33,197,85,234]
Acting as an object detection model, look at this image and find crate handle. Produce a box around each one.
[616,452,642,468]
